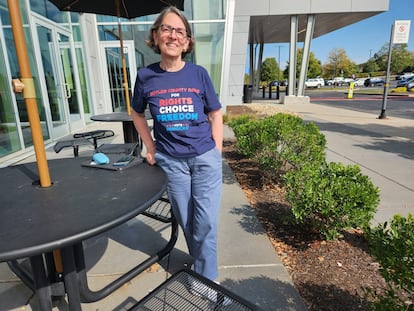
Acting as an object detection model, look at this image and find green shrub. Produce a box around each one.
[365,214,414,310]
[283,162,380,240]
[228,113,326,181]
[227,114,253,128]
[228,116,264,157]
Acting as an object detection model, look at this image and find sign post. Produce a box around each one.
[379,20,411,119]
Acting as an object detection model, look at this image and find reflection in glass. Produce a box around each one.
[193,22,225,93]
[75,47,91,117]
[58,33,81,121]
[105,47,131,112]
[29,0,69,24]
[5,22,50,148]
[37,26,65,125]
[0,40,20,157]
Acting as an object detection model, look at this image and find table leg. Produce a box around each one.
[61,245,82,311]
[7,260,35,291]
[122,121,139,144]
[29,255,53,311]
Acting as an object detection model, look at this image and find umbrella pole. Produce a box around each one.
[116,0,131,115]
[118,20,131,115]
[8,0,51,188]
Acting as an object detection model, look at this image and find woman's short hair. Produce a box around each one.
[146,6,194,58]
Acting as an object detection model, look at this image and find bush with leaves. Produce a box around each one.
[283,162,380,240]
[365,214,414,310]
[228,113,326,181]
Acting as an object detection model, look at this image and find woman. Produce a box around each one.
[131,6,223,282]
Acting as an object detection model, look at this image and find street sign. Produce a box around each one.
[392,20,411,44]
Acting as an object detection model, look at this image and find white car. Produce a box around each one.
[352,78,366,87]
[397,72,414,80]
[305,78,325,88]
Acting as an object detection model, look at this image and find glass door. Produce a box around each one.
[100,41,137,112]
[58,34,83,127]
[34,20,83,139]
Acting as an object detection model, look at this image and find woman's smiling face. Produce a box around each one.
[153,12,189,60]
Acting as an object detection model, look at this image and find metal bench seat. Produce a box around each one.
[130,269,262,311]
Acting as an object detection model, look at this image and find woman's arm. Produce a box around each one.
[132,109,156,165]
[208,109,223,153]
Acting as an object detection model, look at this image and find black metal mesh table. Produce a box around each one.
[131,269,262,311]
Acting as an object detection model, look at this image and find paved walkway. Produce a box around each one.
[1,95,413,310]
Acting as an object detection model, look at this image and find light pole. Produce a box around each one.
[276,45,282,82]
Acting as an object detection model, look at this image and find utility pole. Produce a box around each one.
[378,24,393,119]
[276,45,282,82]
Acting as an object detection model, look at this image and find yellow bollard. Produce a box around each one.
[347,82,355,99]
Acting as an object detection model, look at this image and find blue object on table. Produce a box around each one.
[93,153,109,164]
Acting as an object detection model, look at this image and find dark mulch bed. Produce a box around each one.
[223,105,387,311]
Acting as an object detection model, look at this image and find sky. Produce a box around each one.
[258,0,414,69]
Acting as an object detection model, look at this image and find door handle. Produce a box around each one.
[64,83,71,99]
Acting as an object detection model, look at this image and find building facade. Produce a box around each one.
[0,0,388,165]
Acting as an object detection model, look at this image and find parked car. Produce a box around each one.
[396,76,414,88]
[305,78,325,88]
[396,72,414,80]
[408,82,414,91]
[324,77,344,86]
[343,78,355,85]
[353,78,366,87]
[364,78,385,87]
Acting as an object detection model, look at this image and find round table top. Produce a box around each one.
[91,110,151,122]
[0,158,166,261]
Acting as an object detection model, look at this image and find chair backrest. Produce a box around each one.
[54,130,115,157]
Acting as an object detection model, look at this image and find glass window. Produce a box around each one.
[192,22,225,94]
[187,0,226,20]
[95,2,226,97]
[75,47,91,117]
[71,24,82,42]
[2,16,50,149]
[98,23,161,68]
[18,26,50,147]
[97,20,225,94]
[29,0,70,24]
[0,40,21,157]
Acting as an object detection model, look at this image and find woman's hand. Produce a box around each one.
[145,151,156,165]
[145,144,156,165]
[132,109,157,165]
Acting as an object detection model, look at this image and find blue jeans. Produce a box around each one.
[155,147,222,280]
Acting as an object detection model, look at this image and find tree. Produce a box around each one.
[260,57,279,83]
[296,48,323,78]
[362,59,379,74]
[372,43,414,73]
[322,48,358,78]
[282,48,322,79]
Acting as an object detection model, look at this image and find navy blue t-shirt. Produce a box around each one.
[132,62,222,158]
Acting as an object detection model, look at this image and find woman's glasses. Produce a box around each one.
[159,24,188,39]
